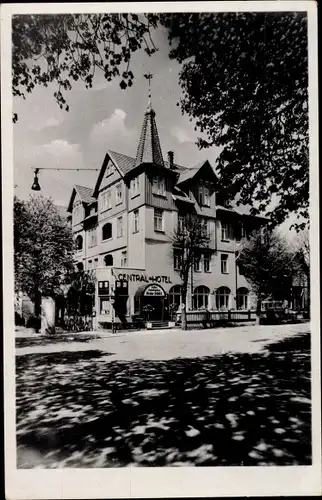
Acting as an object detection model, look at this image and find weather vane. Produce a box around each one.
[144,72,154,104]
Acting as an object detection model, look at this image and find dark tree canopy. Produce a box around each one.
[161,12,308,228]
[14,195,75,300]
[237,229,295,310]
[12,13,158,120]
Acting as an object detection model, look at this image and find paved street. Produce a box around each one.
[16,323,311,468]
[16,322,309,359]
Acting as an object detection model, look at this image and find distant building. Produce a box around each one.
[67,99,267,327]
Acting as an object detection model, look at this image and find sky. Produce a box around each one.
[13,25,222,208]
[13,22,300,238]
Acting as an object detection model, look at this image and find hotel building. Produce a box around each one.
[67,98,266,328]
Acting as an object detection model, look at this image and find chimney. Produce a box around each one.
[167,151,174,169]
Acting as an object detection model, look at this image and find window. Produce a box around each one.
[174,250,183,270]
[204,187,210,207]
[116,183,123,204]
[76,262,84,271]
[75,235,83,251]
[94,258,99,268]
[216,287,231,310]
[117,216,123,238]
[178,214,185,233]
[100,190,111,211]
[237,287,249,310]
[221,254,228,274]
[102,222,112,241]
[168,285,182,309]
[104,254,113,266]
[204,254,211,272]
[133,209,139,233]
[152,176,166,196]
[131,176,140,197]
[73,205,81,224]
[106,161,114,177]
[221,222,230,241]
[100,298,110,315]
[194,255,201,272]
[193,285,210,310]
[198,185,211,207]
[88,227,97,248]
[88,260,93,270]
[121,251,127,267]
[202,219,209,237]
[154,208,164,232]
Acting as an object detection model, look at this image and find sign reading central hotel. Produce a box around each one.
[117,273,172,284]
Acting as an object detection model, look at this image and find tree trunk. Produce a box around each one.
[181,285,188,331]
[41,296,56,334]
[256,292,262,324]
[34,289,41,333]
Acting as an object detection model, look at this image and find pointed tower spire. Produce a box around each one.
[135,73,164,168]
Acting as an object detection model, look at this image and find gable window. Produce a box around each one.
[116,183,123,205]
[194,255,201,272]
[121,251,127,267]
[221,222,230,241]
[104,254,113,266]
[106,161,114,177]
[131,176,140,197]
[152,176,166,196]
[102,222,112,241]
[198,185,211,207]
[117,216,123,238]
[73,202,82,225]
[154,208,164,232]
[133,209,139,233]
[88,227,97,248]
[100,190,111,212]
[204,253,211,273]
[221,254,229,274]
[173,250,183,271]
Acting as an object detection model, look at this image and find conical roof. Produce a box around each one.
[135,99,164,168]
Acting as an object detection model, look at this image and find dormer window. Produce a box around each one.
[152,176,166,196]
[198,185,210,207]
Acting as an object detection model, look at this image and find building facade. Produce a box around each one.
[67,99,267,327]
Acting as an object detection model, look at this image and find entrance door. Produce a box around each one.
[142,296,168,321]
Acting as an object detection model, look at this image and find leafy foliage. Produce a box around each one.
[172,214,209,328]
[12,13,158,121]
[237,229,295,309]
[66,269,96,316]
[14,195,74,301]
[161,12,308,228]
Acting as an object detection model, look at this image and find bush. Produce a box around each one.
[26,315,41,330]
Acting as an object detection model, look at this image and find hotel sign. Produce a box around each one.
[117,273,172,284]
[144,284,165,297]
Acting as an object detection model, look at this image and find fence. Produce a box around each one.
[177,310,257,327]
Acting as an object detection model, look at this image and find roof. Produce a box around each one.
[177,159,217,185]
[108,150,135,176]
[134,102,164,168]
[67,184,95,213]
[74,185,96,204]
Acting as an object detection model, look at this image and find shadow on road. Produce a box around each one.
[16,332,311,467]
